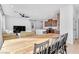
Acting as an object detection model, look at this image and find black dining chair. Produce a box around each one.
[49,33,68,54]
[49,40,59,54]
[58,33,68,54]
[63,33,68,54]
[33,40,49,54]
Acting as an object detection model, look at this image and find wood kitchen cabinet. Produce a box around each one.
[45,19,57,27]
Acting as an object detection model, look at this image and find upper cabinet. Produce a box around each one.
[45,19,57,27]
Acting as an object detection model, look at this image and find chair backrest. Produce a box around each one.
[53,41,59,51]
[50,33,64,48]
[49,40,60,54]
[58,33,68,49]
[33,40,49,54]
[49,33,68,54]
[64,33,68,43]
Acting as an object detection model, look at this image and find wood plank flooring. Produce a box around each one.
[67,39,79,54]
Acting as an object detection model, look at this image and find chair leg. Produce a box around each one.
[64,45,67,54]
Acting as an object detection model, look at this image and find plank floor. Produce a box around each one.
[67,39,79,54]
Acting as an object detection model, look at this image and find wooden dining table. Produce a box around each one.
[0,34,59,54]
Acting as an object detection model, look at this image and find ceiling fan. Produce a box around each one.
[14,11,30,18]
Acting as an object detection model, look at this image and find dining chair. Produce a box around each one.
[63,33,68,54]
[50,33,68,54]
[49,40,59,54]
[58,33,68,54]
[57,38,65,54]
[49,33,64,54]
[33,40,49,54]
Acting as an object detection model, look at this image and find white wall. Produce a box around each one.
[31,20,43,29]
[60,5,74,44]
[0,11,3,48]
[2,15,6,32]
[5,15,32,33]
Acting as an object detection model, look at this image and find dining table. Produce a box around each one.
[0,33,59,54]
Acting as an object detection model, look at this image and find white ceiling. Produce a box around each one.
[1,4,68,20]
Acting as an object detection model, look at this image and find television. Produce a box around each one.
[13,26,26,33]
